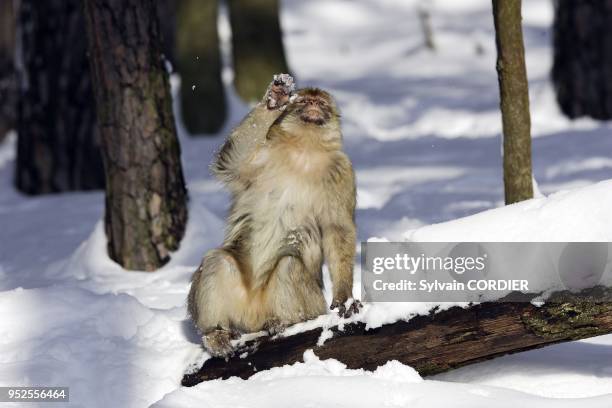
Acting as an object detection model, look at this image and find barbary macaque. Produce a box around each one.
[188,74,360,357]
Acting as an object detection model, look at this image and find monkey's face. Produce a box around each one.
[291,88,337,126]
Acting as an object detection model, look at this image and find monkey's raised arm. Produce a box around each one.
[212,74,295,190]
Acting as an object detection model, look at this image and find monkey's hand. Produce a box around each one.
[203,328,240,358]
[265,73,295,110]
[330,298,363,319]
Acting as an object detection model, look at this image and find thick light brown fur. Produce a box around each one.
[188,76,359,357]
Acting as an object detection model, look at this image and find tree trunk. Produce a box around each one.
[552,0,612,120]
[227,0,290,103]
[84,0,188,271]
[14,0,105,194]
[156,0,177,70]
[418,2,436,51]
[492,0,533,205]
[176,0,226,135]
[183,286,612,385]
[0,0,17,143]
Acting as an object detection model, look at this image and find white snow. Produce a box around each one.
[2,0,612,407]
[153,349,612,408]
[405,180,612,242]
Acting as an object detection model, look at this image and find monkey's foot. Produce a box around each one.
[263,319,287,336]
[330,298,363,319]
[266,73,295,110]
[203,328,239,358]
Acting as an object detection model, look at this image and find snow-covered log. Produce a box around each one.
[182,286,612,386]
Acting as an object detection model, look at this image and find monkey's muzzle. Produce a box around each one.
[300,107,327,125]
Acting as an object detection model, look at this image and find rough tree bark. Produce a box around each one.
[14,0,105,194]
[84,0,188,271]
[492,0,533,205]
[552,0,612,120]
[183,287,612,385]
[177,0,226,134]
[227,0,290,103]
[0,0,17,143]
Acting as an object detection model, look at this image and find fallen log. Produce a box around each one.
[182,286,612,386]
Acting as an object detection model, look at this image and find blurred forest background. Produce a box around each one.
[0,0,611,271]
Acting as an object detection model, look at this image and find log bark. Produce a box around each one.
[552,0,612,120]
[492,0,533,205]
[183,287,612,385]
[227,0,290,103]
[15,0,105,194]
[84,0,188,271]
[176,0,226,135]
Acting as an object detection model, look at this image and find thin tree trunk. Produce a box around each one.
[84,0,188,271]
[183,286,612,385]
[0,0,17,142]
[14,0,104,194]
[492,0,533,205]
[418,2,436,51]
[227,0,290,103]
[177,0,226,135]
[552,0,612,120]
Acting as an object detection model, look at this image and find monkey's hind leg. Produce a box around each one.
[266,256,327,329]
[188,249,251,357]
[264,228,327,328]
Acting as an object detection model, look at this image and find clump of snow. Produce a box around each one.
[154,351,424,408]
[317,328,334,346]
[273,73,296,93]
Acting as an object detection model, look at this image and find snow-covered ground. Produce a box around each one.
[2,0,612,406]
